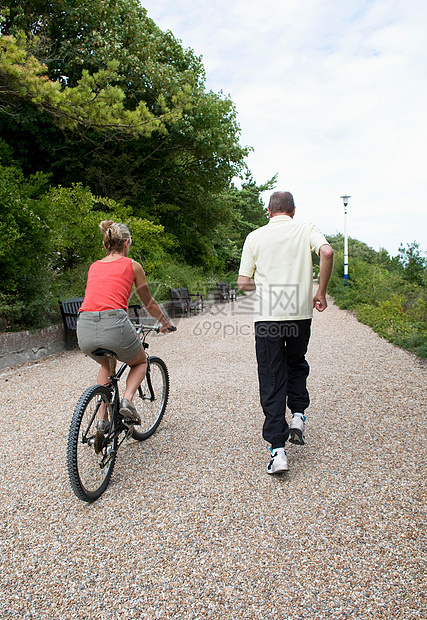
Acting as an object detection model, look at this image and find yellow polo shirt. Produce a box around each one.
[239,215,329,321]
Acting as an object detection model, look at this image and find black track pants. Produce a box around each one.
[255,320,311,448]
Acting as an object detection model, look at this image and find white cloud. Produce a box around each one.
[141,0,427,255]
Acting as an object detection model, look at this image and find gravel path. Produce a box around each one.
[0,294,426,619]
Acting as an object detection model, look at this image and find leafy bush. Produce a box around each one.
[355,296,415,342]
[0,163,55,328]
[0,165,186,329]
[328,240,427,358]
[137,260,219,305]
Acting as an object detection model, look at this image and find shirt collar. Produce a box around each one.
[268,215,293,223]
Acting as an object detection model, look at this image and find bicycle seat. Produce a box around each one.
[92,347,116,357]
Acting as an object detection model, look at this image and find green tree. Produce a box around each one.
[0,33,186,135]
[0,161,53,326]
[213,172,275,271]
[0,166,176,327]
[1,0,203,105]
[326,233,378,264]
[46,184,173,277]
[0,0,248,267]
[397,241,426,286]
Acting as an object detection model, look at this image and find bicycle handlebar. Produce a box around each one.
[137,323,177,334]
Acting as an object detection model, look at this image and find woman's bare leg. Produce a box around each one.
[123,350,147,402]
[96,357,115,421]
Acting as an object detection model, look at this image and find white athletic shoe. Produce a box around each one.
[267,447,289,474]
[289,413,306,445]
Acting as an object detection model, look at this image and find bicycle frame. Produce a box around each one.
[107,323,159,397]
[92,325,160,453]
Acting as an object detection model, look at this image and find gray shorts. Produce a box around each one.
[77,309,142,363]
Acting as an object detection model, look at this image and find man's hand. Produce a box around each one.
[237,275,256,291]
[313,293,327,312]
[314,244,334,312]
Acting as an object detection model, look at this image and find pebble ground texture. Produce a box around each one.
[0,294,426,620]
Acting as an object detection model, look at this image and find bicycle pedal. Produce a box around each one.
[122,418,140,427]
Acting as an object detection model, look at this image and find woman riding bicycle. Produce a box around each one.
[77,220,174,424]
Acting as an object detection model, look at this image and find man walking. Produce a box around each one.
[237,191,333,474]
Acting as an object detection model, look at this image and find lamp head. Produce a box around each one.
[341,195,351,207]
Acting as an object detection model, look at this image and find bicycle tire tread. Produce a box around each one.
[67,384,115,502]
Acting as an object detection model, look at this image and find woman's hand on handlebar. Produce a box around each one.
[159,319,176,334]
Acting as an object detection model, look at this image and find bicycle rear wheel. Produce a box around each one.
[132,356,169,441]
[67,385,117,502]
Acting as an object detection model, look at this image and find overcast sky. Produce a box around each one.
[141,0,427,256]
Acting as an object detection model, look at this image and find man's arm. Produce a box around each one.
[237,275,256,291]
[313,244,334,312]
[237,236,256,292]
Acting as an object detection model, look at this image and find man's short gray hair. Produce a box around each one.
[269,191,295,215]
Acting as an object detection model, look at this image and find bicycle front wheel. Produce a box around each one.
[67,385,117,502]
[132,356,169,441]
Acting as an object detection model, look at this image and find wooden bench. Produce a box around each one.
[59,298,142,350]
[58,297,84,350]
[216,282,237,302]
[169,287,205,318]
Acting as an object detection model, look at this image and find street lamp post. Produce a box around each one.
[341,195,351,284]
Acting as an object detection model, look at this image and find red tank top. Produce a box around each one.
[79,257,135,312]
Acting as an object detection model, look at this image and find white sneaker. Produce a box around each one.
[289,413,306,445]
[267,448,289,474]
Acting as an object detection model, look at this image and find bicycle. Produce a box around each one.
[67,323,175,502]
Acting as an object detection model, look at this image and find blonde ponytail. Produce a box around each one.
[99,220,131,254]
